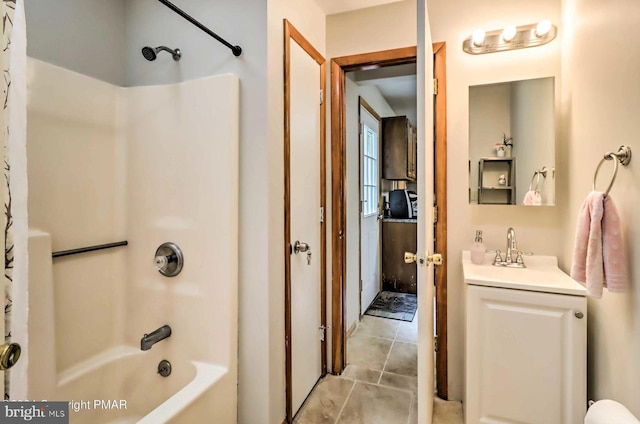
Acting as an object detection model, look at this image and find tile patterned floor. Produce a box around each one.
[294,314,463,424]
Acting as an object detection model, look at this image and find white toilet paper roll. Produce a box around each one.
[585,400,640,424]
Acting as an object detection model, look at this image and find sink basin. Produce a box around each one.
[462,251,586,296]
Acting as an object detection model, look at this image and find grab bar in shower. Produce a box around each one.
[156,0,243,57]
[52,241,128,259]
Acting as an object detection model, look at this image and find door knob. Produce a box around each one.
[427,253,444,266]
[404,252,417,263]
[293,241,310,254]
[0,343,21,370]
[405,252,444,266]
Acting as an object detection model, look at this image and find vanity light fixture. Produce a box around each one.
[535,19,552,37]
[472,29,485,47]
[502,25,517,42]
[463,20,557,55]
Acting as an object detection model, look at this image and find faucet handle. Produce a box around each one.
[489,249,503,265]
[515,250,534,264]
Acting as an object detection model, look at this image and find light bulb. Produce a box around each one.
[472,29,485,47]
[535,20,552,37]
[502,25,517,42]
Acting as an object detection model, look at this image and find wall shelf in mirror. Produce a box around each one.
[478,158,516,205]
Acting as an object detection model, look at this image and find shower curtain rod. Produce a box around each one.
[156,0,243,57]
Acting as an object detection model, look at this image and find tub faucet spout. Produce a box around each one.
[141,325,172,351]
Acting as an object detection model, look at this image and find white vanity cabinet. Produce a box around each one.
[462,251,587,424]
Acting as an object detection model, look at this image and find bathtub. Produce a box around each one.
[52,346,228,424]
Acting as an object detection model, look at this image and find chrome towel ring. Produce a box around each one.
[592,145,632,196]
[529,167,548,192]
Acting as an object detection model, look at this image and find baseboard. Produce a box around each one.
[347,319,358,338]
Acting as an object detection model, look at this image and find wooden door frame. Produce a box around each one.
[357,97,382,320]
[433,41,448,400]
[330,44,448,399]
[283,19,327,423]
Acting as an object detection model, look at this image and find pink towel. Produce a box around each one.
[522,190,542,206]
[571,191,627,297]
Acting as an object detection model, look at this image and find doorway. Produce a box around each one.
[283,20,327,422]
[330,44,448,399]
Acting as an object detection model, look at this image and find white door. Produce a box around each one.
[466,285,587,424]
[289,40,322,415]
[360,106,381,314]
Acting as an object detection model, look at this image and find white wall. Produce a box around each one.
[560,0,640,416]
[24,0,127,85]
[427,0,563,401]
[345,76,396,332]
[26,58,127,371]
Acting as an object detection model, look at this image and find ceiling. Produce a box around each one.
[352,64,417,124]
[313,0,405,15]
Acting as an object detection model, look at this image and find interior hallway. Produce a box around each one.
[294,314,463,423]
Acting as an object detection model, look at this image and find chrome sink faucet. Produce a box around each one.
[506,227,517,264]
[141,325,172,351]
[492,227,526,268]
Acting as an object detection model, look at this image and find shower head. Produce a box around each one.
[141,46,181,62]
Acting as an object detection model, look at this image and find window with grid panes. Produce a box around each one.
[362,124,378,217]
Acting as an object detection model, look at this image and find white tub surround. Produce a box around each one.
[26,58,239,423]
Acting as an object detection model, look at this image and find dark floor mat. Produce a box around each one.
[364,291,417,322]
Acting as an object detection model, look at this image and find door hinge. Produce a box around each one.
[320,89,324,105]
[319,325,327,342]
[433,205,438,224]
[433,78,438,95]
[434,335,439,352]
[320,206,324,223]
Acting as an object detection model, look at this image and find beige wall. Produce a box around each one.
[560,0,640,416]
[427,0,563,401]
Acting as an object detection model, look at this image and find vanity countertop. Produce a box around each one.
[382,218,417,223]
[462,251,587,296]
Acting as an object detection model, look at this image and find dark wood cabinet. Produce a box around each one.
[382,116,417,181]
[382,220,417,294]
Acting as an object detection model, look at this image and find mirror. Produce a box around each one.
[468,77,555,206]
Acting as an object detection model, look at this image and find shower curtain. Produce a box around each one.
[2,0,27,400]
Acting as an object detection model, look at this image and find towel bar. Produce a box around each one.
[52,241,128,258]
[592,145,632,196]
[528,166,548,192]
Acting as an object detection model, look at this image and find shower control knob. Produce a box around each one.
[154,255,169,270]
[154,242,184,277]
